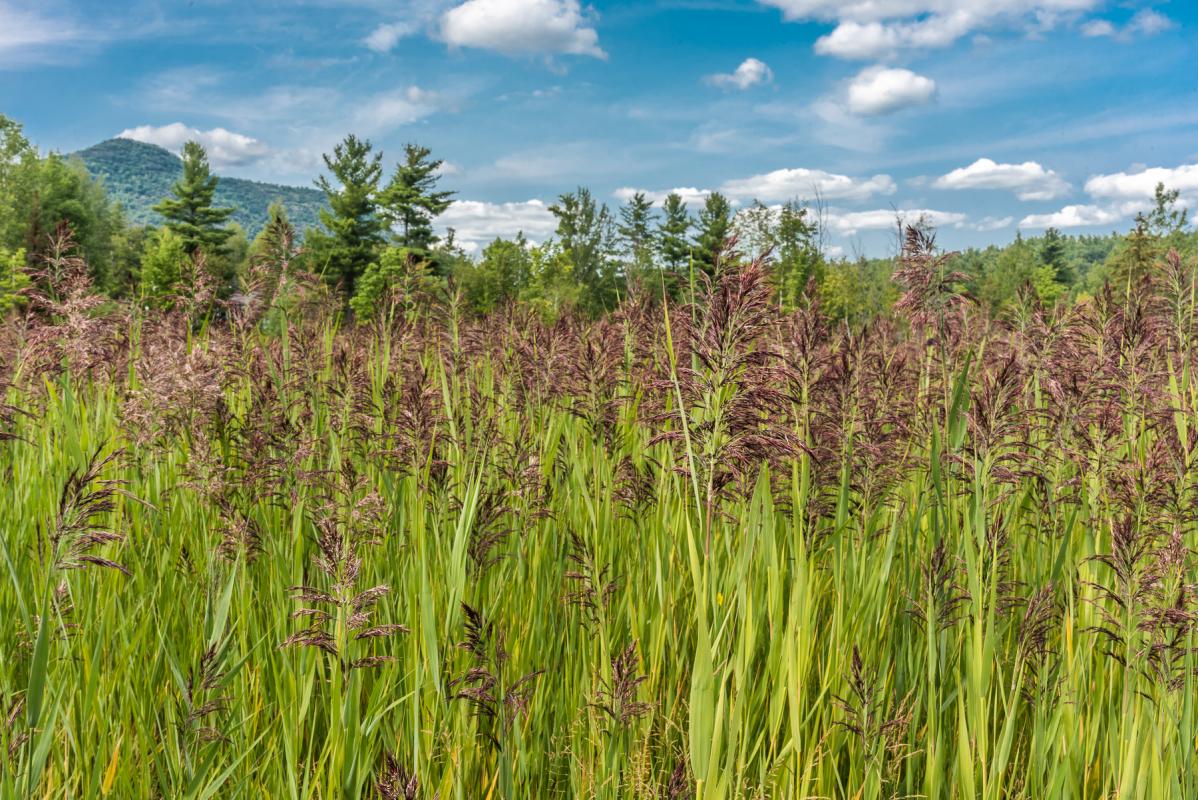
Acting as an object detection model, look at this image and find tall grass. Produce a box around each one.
[0,232,1196,798]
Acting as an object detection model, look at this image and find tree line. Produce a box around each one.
[1,113,1194,323]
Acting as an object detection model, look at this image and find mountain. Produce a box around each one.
[74,138,328,237]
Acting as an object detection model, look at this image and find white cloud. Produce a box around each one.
[352,86,444,132]
[1085,163,1198,201]
[759,1,1104,59]
[1019,203,1124,228]
[439,199,558,251]
[0,2,85,66]
[364,22,415,53]
[971,215,1015,231]
[933,157,1070,200]
[1081,9,1174,40]
[1018,161,1198,229]
[1081,19,1116,37]
[1130,9,1174,35]
[705,58,774,90]
[613,187,713,206]
[117,123,270,167]
[440,0,605,58]
[720,167,897,202]
[826,207,969,235]
[846,66,937,115]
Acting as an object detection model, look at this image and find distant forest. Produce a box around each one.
[1,113,1194,323]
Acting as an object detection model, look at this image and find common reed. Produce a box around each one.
[0,229,1195,798]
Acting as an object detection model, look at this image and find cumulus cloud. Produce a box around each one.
[826,207,968,235]
[846,66,937,115]
[440,0,605,58]
[439,199,558,251]
[1019,203,1124,228]
[1019,161,1196,230]
[117,123,270,167]
[720,167,897,202]
[1085,163,1198,201]
[364,22,415,53]
[705,58,774,90]
[614,187,713,206]
[759,0,1104,59]
[933,158,1070,200]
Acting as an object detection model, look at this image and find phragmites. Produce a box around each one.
[563,531,619,627]
[650,256,802,524]
[280,509,408,673]
[44,447,135,576]
[1016,584,1060,700]
[374,752,436,800]
[833,646,912,774]
[892,224,971,337]
[450,603,542,751]
[178,645,231,747]
[909,540,970,632]
[590,641,652,729]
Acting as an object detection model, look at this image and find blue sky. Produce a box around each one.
[2,0,1196,255]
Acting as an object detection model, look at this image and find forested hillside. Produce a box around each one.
[74,138,327,236]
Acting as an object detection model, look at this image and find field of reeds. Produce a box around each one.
[1,228,1197,799]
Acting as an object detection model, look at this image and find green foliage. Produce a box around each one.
[693,192,733,275]
[309,135,385,300]
[616,192,656,285]
[25,155,123,286]
[75,138,328,236]
[819,257,898,322]
[152,141,235,255]
[550,187,619,312]
[456,234,533,313]
[0,247,30,315]
[377,144,454,264]
[350,246,440,322]
[0,115,39,253]
[139,228,189,308]
[656,192,692,296]
[734,201,822,307]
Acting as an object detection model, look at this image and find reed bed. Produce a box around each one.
[0,229,1196,798]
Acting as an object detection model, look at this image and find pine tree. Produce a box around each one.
[693,192,734,275]
[378,144,455,262]
[656,193,691,291]
[307,135,385,299]
[1040,227,1069,283]
[152,141,234,255]
[616,192,655,280]
[549,187,618,312]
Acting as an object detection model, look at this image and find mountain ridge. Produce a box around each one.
[74,138,328,237]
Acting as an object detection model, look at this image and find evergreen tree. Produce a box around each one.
[693,192,734,275]
[656,192,691,292]
[549,187,618,312]
[1040,227,1069,283]
[152,141,234,255]
[307,135,385,300]
[378,144,455,262]
[616,192,655,280]
[1106,217,1158,291]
